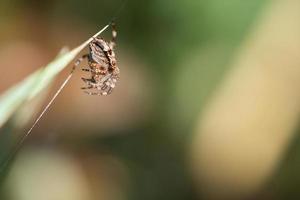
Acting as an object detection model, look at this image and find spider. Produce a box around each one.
[72,23,119,96]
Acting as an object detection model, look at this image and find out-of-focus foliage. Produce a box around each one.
[1,0,300,200]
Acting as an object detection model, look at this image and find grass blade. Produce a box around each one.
[0,24,110,128]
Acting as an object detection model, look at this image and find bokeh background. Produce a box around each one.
[0,0,300,199]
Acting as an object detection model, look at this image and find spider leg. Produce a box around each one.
[81,77,93,83]
[81,77,94,86]
[81,86,93,90]
[109,22,117,49]
[101,83,109,90]
[107,87,113,94]
[84,91,108,96]
[71,54,89,73]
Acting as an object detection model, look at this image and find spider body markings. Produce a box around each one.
[74,23,119,96]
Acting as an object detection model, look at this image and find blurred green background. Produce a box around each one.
[1,0,300,199]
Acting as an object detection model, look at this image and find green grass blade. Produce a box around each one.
[0,24,110,128]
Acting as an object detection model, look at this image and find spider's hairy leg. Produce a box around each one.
[81,86,93,90]
[84,91,108,96]
[109,22,117,49]
[71,54,89,72]
[101,84,108,91]
[107,87,113,94]
[111,22,117,42]
[81,77,94,85]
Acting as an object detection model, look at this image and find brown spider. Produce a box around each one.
[73,23,119,96]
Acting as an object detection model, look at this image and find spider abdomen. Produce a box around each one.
[76,23,120,96]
